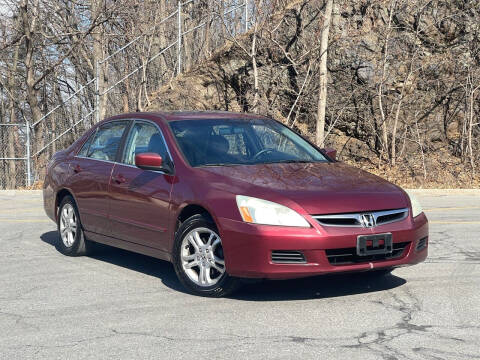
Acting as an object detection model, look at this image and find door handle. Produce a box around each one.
[114,174,127,184]
[73,164,82,173]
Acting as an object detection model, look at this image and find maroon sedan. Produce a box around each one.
[43,111,428,296]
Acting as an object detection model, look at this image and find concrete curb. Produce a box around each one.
[406,189,480,195]
[0,190,43,195]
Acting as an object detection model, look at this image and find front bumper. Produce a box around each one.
[218,213,428,279]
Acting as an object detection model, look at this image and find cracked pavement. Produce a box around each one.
[0,190,479,359]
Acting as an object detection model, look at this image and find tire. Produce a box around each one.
[57,195,92,256]
[172,213,241,297]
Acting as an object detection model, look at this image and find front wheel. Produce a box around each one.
[172,214,241,297]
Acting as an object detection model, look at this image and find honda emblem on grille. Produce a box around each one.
[360,214,375,228]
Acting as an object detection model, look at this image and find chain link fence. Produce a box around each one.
[1,0,252,189]
[0,124,30,189]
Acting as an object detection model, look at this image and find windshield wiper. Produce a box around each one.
[201,163,240,167]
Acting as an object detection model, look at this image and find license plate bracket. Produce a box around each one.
[357,233,393,256]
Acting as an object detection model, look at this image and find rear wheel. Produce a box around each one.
[57,196,92,256]
[172,214,240,297]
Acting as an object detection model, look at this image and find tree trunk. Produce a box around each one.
[21,0,47,183]
[316,0,333,147]
[390,98,403,166]
[378,0,396,162]
[20,0,44,154]
[157,0,169,74]
[468,83,479,175]
[251,37,259,111]
[250,0,264,112]
[91,0,106,121]
[204,0,211,60]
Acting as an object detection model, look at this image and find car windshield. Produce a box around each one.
[169,118,328,167]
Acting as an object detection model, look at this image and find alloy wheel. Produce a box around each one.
[59,203,77,247]
[180,227,225,287]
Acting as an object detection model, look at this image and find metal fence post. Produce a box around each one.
[95,60,100,123]
[177,1,182,74]
[25,121,31,187]
[245,0,248,32]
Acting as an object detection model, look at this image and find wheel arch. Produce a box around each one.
[175,204,215,234]
[55,188,77,221]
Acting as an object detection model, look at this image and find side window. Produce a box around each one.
[86,121,128,161]
[122,122,169,165]
[77,131,95,157]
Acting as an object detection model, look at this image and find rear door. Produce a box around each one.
[69,120,130,235]
[108,120,174,252]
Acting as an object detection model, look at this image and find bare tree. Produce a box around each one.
[464,70,480,175]
[316,0,333,147]
[377,0,396,162]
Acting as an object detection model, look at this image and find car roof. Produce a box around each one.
[105,110,269,124]
[154,110,269,122]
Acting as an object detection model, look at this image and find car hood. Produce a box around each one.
[199,162,408,215]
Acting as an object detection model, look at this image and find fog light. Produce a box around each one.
[416,237,428,251]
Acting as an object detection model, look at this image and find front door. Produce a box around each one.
[69,120,130,235]
[109,120,174,252]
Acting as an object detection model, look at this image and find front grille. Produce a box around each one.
[416,237,427,251]
[377,211,407,224]
[271,250,306,264]
[317,217,358,226]
[326,242,410,265]
[313,208,408,228]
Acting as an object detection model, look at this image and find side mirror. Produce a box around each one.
[322,148,337,161]
[135,153,168,172]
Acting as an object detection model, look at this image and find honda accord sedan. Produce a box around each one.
[43,111,428,296]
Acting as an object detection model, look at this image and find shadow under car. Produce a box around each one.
[41,230,407,300]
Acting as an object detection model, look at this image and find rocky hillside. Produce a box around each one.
[147,0,480,188]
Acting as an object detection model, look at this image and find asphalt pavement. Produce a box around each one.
[0,190,479,359]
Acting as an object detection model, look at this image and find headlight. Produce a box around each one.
[236,195,310,227]
[406,191,423,218]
